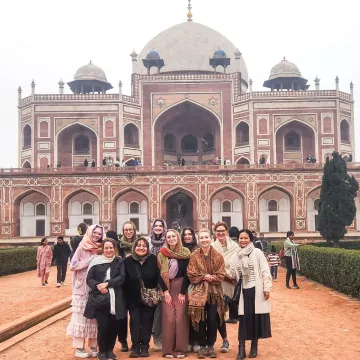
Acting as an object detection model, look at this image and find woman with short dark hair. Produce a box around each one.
[229,229,272,359]
[124,237,160,358]
[85,238,126,360]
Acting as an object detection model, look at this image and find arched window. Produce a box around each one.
[314,199,320,211]
[83,203,93,215]
[35,203,46,216]
[23,125,32,149]
[236,157,250,165]
[181,134,198,152]
[268,200,278,211]
[39,121,49,137]
[202,133,214,151]
[74,135,90,154]
[164,133,176,152]
[124,124,139,148]
[340,120,350,143]
[222,200,232,212]
[105,120,114,137]
[22,161,31,169]
[285,131,300,151]
[129,202,140,214]
[236,122,249,146]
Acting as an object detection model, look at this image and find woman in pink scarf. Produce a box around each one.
[67,224,105,359]
[37,238,53,287]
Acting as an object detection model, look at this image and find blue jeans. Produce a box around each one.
[270,265,278,280]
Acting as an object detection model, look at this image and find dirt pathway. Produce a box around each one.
[0,266,71,324]
[1,268,359,360]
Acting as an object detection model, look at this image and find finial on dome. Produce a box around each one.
[187,0,193,22]
[130,50,138,61]
[283,56,286,61]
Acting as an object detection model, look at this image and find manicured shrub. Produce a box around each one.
[268,241,360,299]
[0,247,38,276]
[312,241,360,250]
[298,246,360,299]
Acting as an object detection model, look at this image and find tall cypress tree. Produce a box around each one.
[318,151,359,247]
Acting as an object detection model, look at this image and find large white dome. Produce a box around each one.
[134,21,248,83]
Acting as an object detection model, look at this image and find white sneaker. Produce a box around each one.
[188,345,193,352]
[75,349,89,358]
[193,345,201,353]
[56,283,61,287]
[90,347,98,357]
[61,282,67,286]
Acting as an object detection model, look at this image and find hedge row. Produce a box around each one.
[270,241,360,299]
[0,247,38,276]
[311,241,360,250]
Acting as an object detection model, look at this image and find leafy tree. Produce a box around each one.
[318,152,359,247]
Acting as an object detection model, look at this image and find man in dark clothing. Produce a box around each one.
[53,236,71,287]
[84,158,89,167]
[91,159,96,167]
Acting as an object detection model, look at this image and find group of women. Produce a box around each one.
[66,219,272,360]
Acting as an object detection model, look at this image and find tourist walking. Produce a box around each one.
[70,223,88,260]
[158,229,191,358]
[284,231,306,289]
[37,238,53,287]
[124,238,160,358]
[150,218,168,351]
[67,224,105,359]
[229,229,272,360]
[187,229,226,359]
[181,227,200,353]
[53,235,71,287]
[212,222,239,350]
[85,238,126,360]
[267,246,281,281]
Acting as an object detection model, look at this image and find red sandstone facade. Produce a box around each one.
[6,17,356,237]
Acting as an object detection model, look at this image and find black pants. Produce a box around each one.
[217,315,227,339]
[228,299,238,320]
[197,303,218,347]
[129,306,156,350]
[270,266,278,280]
[56,263,67,283]
[95,309,118,353]
[285,256,297,286]
[118,313,128,343]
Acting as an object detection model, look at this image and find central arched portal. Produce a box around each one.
[154,101,221,166]
[166,192,194,229]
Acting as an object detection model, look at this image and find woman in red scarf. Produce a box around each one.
[158,229,191,358]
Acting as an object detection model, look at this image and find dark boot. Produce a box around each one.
[236,340,246,360]
[139,345,149,357]
[129,345,140,358]
[248,339,258,358]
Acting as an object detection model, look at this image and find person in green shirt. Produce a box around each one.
[284,231,306,289]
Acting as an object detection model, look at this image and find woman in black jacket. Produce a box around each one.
[85,238,126,360]
[124,237,160,358]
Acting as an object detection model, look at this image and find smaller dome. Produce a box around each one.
[146,50,160,60]
[269,57,301,80]
[74,61,108,82]
[213,49,227,59]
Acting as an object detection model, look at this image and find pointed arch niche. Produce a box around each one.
[153,101,221,166]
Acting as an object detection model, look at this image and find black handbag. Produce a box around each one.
[232,277,242,303]
[88,290,110,310]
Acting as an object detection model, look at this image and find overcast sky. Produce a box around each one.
[0,0,358,168]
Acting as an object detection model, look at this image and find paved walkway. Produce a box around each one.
[1,268,360,360]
